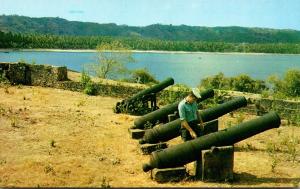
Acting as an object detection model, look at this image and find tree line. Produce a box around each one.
[1,31,300,54]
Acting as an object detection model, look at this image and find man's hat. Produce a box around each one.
[192,88,201,99]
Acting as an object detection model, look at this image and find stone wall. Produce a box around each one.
[53,81,144,99]
[0,62,68,86]
[1,61,299,124]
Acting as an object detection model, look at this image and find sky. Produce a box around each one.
[1,0,300,30]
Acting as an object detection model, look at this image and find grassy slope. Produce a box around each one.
[0,74,299,187]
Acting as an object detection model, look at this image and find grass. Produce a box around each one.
[280,134,299,162]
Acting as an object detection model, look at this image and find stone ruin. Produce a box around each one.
[0,62,68,86]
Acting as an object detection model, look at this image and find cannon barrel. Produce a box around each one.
[126,77,174,103]
[142,111,281,172]
[139,96,247,144]
[133,89,214,129]
[115,77,174,114]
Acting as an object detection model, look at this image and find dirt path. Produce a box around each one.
[0,85,299,187]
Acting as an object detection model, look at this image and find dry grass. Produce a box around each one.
[0,85,299,187]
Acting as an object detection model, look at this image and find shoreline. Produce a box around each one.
[1,48,300,56]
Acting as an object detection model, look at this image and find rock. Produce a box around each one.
[151,167,187,183]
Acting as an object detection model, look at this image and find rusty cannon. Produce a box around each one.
[139,96,247,144]
[114,77,174,115]
[142,111,281,172]
[132,88,214,129]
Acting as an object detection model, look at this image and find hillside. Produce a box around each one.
[0,82,299,187]
[1,15,300,43]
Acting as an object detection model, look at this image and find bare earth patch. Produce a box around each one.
[0,85,299,187]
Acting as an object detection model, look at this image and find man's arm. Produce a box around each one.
[181,120,197,139]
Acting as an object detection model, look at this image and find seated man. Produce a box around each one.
[178,88,203,142]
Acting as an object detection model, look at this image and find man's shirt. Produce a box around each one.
[178,98,198,122]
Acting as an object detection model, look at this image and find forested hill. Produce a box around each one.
[1,15,300,43]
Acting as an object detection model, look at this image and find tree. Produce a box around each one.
[90,41,135,79]
[268,69,300,97]
[283,69,300,97]
[267,74,283,93]
[232,74,254,92]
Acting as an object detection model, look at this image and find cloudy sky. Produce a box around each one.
[1,0,300,30]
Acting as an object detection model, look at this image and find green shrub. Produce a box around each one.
[131,68,158,84]
[268,69,300,98]
[283,69,300,97]
[83,81,97,96]
[80,70,97,96]
[199,72,267,94]
[81,70,92,86]
[200,72,230,90]
[232,74,267,93]
[158,84,189,105]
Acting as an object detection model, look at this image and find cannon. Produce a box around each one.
[142,111,281,172]
[115,77,174,115]
[132,89,214,129]
[139,96,247,144]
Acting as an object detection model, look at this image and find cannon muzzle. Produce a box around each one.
[126,77,174,103]
[139,96,247,144]
[133,88,214,129]
[115,77,174,115]
[142,111,281,172]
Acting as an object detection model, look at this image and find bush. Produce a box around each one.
[232,74,267,93]
[83,81,97,96]
[200,72,230,89]
[199,72,267,93]
[131,68,158,84]
[158,84,189,105]
[81,70,92,86]
[81,70,97,96]
[283,69,300,97]
[268,69,300,97]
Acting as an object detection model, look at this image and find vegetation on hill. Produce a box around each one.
[1,15,300,54]
[1,31,300,54]
[2,15,300,43]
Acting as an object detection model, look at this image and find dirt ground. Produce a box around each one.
[0,84,300,187]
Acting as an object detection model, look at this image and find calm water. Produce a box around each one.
[1,51,300,87]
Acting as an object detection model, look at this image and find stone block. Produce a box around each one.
[128,128,145,139]
[28,64,68,86]
[168,113,176,122]
[7,63,27,84]
[193,120,219,180]
[202,145,234,182]
[52,66,68,81]
[151,167,187,183]
[140,142,167,155]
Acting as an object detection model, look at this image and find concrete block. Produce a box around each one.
[202,145,234,182]
[168,113,176,122]
[128,128,145,139]
[151,167,187,183]
[140,142,167,155]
